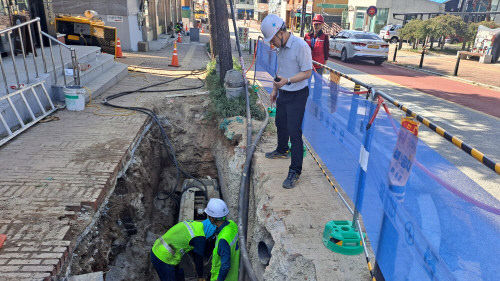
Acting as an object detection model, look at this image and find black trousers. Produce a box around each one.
[275,86,309,174]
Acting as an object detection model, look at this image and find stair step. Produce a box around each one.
[83,62,128,102]
[54,53,115,87]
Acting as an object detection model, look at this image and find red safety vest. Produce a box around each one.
[304,31,328,69]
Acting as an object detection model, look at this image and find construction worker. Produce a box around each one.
[151,203,220,281]
[261,14,312,189]
[205,198,240,281]
[304,14,329,74]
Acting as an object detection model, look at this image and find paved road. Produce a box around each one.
[325,58,500,198]
[329,58,500,118]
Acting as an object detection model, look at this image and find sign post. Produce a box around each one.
[365,6,377,32]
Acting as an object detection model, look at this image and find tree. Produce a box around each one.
[212,0,233,82]
[399,19,423,49]
[207,0,217,58]
[428,15,466,49]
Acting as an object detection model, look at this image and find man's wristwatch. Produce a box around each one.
[286,78,292,85]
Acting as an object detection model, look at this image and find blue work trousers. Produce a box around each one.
[151,250,185,281]
[276,86,309,174]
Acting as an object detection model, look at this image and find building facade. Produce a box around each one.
[346,0,445,33]
[51,0,182,51]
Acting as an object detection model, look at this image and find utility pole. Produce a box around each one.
[213,0,233,81]
[300,0,307,37]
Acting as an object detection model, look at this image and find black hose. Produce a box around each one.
[102,69,209,204]
[225,1,261,279]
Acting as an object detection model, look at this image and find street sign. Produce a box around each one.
[367,6,377,17]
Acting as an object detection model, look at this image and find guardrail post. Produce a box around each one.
[393,44,398,62]
[454,52,461,76]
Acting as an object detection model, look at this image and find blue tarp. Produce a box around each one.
[254,40,500,281]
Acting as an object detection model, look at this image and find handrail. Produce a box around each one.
[313,60,499,175]
[40,31,73,50]
[0,18,40,35]
[0,17,80,91]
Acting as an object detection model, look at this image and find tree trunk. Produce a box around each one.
[207,0,217,58]
[461,40,467,50]
[430,38,434,50]
[213,0,233,82]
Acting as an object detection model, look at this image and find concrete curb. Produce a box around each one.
[386,61,500,92]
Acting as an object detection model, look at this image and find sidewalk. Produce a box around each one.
[388,46,500,88]
[0,36,209,280]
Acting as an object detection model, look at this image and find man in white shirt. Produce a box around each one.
[260,14,312,189]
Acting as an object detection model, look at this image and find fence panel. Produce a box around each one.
[254,40,500,281]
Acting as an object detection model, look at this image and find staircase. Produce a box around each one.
[49,45,128,102]
[0,17,128,146]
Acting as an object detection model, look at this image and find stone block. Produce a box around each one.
[68,272,104,281]
[224,69,245,99]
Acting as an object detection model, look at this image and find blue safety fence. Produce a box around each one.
[254,40,500,281]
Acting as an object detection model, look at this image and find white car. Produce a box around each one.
[329,30,389,65]
[379,24,402,43]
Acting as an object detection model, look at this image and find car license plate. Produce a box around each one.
[367,45,379,49]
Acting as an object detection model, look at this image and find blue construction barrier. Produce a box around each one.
[254,40,500,281]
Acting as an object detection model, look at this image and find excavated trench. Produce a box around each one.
[66,97,223,280]
[65,95,281,281]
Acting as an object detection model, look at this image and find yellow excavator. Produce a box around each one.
[55,10,117,56]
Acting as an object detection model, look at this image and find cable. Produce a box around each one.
[102,68,209,206]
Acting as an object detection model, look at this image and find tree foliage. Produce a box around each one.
[399,15,499,48]
[428,15,466,41]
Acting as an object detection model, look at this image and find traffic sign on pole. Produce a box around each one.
[367,6,377,17]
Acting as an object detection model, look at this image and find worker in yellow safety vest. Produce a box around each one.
[151,200,223,281]
[205,198,240,281]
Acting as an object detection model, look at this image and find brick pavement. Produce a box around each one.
[0,36,209,280]
[388,47,500,88]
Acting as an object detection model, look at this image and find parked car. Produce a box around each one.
[445,35,464,44]
[329,30,389,65]
[379,24,402,43]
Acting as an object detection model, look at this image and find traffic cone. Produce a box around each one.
[115,37,123,58]
[169,42,180,67]
[185,25,188,32]
[201,25,204,33]
[177,32,182,43]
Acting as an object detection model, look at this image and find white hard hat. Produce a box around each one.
[261,14,285,43]
[204,198,229,218]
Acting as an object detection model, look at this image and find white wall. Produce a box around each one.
[347,0,445,29]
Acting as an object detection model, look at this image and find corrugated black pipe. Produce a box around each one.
[226,0,261,280]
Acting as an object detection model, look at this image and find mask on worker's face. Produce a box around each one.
[202,218,216,238]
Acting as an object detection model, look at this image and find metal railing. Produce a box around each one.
[313,60,499,175]
[0,17,80,97]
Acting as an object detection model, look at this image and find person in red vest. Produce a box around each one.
[304,14,329,74]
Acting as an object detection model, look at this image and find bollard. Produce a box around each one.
[249,38,252,54]
[419,46,426,68]
[393,44,398,62]
[454,52,461,76]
